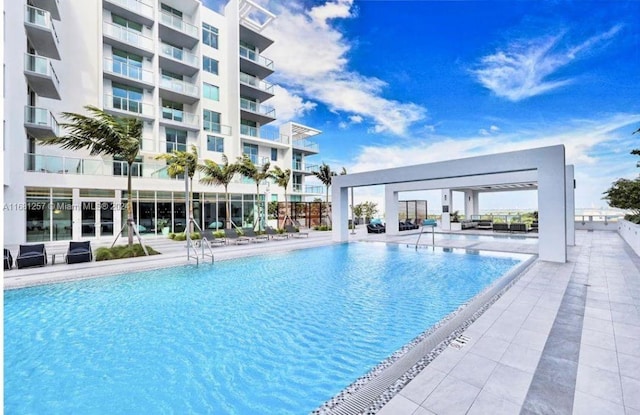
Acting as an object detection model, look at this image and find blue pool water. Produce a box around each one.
[5,243,527,414]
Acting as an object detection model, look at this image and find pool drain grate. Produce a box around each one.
[449,335,471,349]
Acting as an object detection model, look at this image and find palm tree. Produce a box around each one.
[271,166,291,228]
[38,105,142,249]
[155,145,198,233]
[312,162,337,203]
[237,154,273,230]
[198,154,239,230]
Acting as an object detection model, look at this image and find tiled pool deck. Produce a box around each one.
[4,229,639,414]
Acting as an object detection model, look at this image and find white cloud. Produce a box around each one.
[490,125,500,132]
[349,115,363,124]
[263,0,426,134]
[479,129,490,136]
[472,26,622,101]
[269,85,316,123]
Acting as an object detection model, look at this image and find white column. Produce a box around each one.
[331,185,349,242]
[566,165,575,246]
[385,186,399,235]
[538,156,567,263]
[441,189,452,230]
[463,190,480,219]
[72,188,81,240]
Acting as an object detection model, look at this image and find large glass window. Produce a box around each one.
[240,119,257,137]
[161,69,182,81]
[203,23,218,48]
[271,148,278,161]
[25,188,72,242]
[162,99,184,122]
[112,83,143,113]
[203,56,218,75]
[207,135,224,153]
[203,83,219,101]
[113,156,142,177]
[112,49,142,80]
[165,128,187,152]
[112,15,142,32]
[161,3,182,18]
[243,143,259,164]
[203,109,221,133]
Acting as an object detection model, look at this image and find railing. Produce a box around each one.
[24,54,60,87]
[160,77,199,96]
[106,0,154,19]
[239,125,289,143]
[24,153,171,178]
[203,121,232,135]
[293,139,319,152]
[240,98,276,118]
[160,43,198,67]
[161,108,198,126]
[159,11,198,38]
[305,185,324,194]
[104,57,154,84]
[239,45,274,69]
[25,5,59,44]
[239,72,274,94]
[164,141,188,153]
[24,106,60,134]
[293,161,318,172]
[104,94,154,117]
[103,21,154,52]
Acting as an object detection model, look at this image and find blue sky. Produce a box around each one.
[207,0,640,212]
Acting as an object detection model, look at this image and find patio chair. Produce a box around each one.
[200,230,226,246]
[241,227,269,242]
[477,221,493,230]
[367,223,385,234]
[285,225,309,238]
[66,241,93,264]
[530,221,539,232]
[265,227,289,240]
[16,244,47,269]
[4,248,13,270]
[509,223,528,233]
[492,223,509,232]
[223,228,250,244]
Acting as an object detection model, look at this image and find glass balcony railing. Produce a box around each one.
[240,98,275,118]
[103,21,154,52]
[104,94,154,117]
[305,185,324,194]
[293,139,319,152]
[160,43,198,67]
[24,106,60,134]
[239,45,274,69]
[293,161,319,172]
[161,108,198,126]
[24,54,60,86]
[104,57,154,84]
[24,153,170,178]
[239,72,274,94]
[239,125,289,143]
[25,5,59,44]
[203,121,232,135]
[159,77,199,96]
[106,0,154,20]
[159,11,198,38]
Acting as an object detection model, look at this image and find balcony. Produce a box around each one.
[160,108,199,131]
[293,139,320,154]
[24,54,60,99]
[24,5,60,60]
[24,106,59,138]
[103,0,154,28]
[240,125,289,148]
[159,78,199,104]
[103,21,154,58]
[239,24,274,52]
[292,184,324,194]
[159,11,198,49]
[239,45,274,79]
[103,94,155,120]
[159,44,199,77]
[239,72,274,102]
[30,0,60,20]
[203,121,232,136]
[24,153,170,179]
[240,98,276,125]
[103,58,154,90]
[293,161,318,175]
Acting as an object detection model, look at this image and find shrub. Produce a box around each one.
[95,244,160,261]
[313,225,331,231]
[168,233,176,240]
[94,247,114,261]
[173,233,186,241]
[213,230,225,239]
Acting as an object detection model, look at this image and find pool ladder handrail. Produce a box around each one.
[200,237,215,264]
[186,237,199,265]
[416,220,436,249]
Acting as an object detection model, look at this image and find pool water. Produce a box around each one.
[5,243,527,414]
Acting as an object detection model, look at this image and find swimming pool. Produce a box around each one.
[5,243,529,414]
[435,233,539,244]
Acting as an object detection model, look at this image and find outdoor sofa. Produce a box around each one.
[16,244,47,269]
[65,241,93,264]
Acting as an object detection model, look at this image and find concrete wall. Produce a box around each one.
[618,219,640,256]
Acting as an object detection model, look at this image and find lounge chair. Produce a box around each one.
[16,244,47,269]
[66,241,93,264]
[493,223,509,232]
[285,225,309,238]
[223,228,250,244]
[509,223,528,233]
[241,228,269,242]
[4,248,13,270]
[477,221,493,230]
[530,221,539,232]
[367,223,385,234]
[200,230,226,246]
[265,227,288,240]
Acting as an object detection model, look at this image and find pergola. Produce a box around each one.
[332,145,574,263]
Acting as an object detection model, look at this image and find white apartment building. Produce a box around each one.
[3,0,324,245]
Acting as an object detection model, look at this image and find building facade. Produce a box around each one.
[3,0,323,245]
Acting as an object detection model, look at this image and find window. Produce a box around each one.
[113,156,142,177]
[161,69,182,81]
[240,119,257,136]
[165,128,187,152]
[203,56,218,75]
[162,100,184,122]
[203,110,221,132]
[112,83,143,113]
[112,49,142,79]
[207,135,224,153]
[243,143,258,164]
[112,14,142,32]
[203,83,219,101]
[202,23,218,48]
[161,3,182,18]
[271,148,278,161]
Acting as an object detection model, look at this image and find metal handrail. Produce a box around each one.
[187,239,199,265]
[200,238,215,264]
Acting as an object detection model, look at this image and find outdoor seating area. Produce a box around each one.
[399,219,420,231]
[285,225,309,238]
[16,244,48,269]
[5,241,96,270]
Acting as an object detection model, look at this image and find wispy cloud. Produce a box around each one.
[472,25,623,101]
[263,0,426,135]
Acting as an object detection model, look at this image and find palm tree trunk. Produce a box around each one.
[256,183,260,231]
[127,161,134,247]
[189,177,194,233]
[225,185,231,229]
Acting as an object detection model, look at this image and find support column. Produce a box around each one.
[463,190,479,219]
[331,185,349,242]
[441,189,452,230]
[566,165,575,246]
[538,157,567,263]
[384,186,399,235]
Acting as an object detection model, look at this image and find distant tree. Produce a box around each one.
[156,145,198,232]
[312,162,337,203]
[603,178,640,222]
[271,166,291,203]
[38,105,142,249]
[237,154,273,230]
[198,154,240,229]
[363,201,379,221]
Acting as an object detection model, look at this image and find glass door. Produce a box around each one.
[100,202,114,236]
[81,202,96,237]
